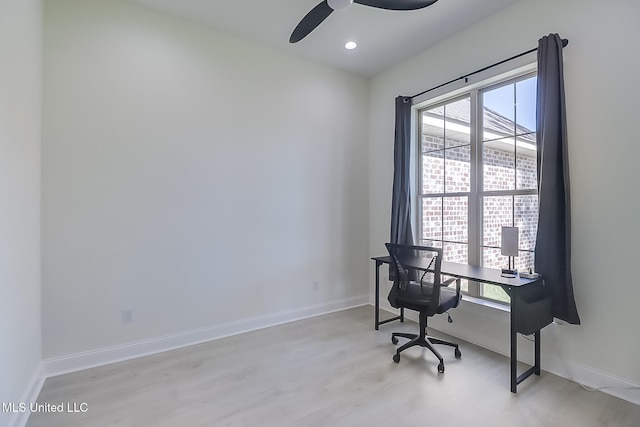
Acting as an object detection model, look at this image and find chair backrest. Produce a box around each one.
[385,243,443,312]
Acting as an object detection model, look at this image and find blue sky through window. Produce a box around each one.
[483,76,537,132]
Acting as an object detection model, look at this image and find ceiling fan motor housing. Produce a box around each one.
[327,0,354,10]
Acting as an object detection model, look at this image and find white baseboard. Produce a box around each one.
[43,295,368,378]
[542,351,640,406]
[9,363,45,427]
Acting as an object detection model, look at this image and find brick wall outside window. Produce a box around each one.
[421,134,537,270]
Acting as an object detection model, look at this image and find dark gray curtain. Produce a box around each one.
[535,34,580,324]
[390,96,414,247]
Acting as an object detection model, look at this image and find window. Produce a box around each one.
[417,73,538,303]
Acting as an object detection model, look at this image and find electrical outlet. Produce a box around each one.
[313,280,319,291]
[121,309,133,323]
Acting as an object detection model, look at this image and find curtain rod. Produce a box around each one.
[409,38,569,100]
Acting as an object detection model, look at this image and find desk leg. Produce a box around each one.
[535,330,541,375]
[375,260,381,330]
[510,288,544,392]
[510,295,517,393]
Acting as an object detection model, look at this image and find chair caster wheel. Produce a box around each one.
[455,348,462,359]
[393,354,400,363]
[438,362,445,373]
[391,336,398,345]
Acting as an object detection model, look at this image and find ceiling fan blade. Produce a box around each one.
[290,1,335,43]
[354,0,438,11]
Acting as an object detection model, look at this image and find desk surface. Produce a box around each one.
[372,256,540,288]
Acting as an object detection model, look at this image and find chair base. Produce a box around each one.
[392,312,461,372]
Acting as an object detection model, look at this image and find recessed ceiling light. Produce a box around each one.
[345,41,357,50]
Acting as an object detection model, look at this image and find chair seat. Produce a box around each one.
[393,282,460,314]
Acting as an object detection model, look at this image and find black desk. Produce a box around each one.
[372,256,552,393]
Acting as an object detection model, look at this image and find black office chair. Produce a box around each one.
[386,243,462,373]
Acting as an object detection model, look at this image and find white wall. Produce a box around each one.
[42,0,369,361]
[0,0,43,425]
[369,0,640,400]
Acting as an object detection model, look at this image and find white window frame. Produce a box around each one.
[412,63,538,304]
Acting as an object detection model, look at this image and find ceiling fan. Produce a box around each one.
[289,0,439,43]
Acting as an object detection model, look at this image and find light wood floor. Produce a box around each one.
[28,306,640,426]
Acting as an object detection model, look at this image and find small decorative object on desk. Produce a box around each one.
[520,268,540,279]
[500,226,519,278]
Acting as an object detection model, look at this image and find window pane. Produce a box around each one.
[481,247,510,301]
[482,246,505,269]
[422,151,444,194]
[483,84,515,141]
[443,197,468,243]
[483,283,510,303]
[421,239,442,248]
[485,247,534,271]
[445,145,470,193]
[421,107,444,152]
[421,198,442,241]
[445,97,471,148]
[515,195,538,250]
[483,138,515,191]
[516,251,535,271]
[483,196,513,247]
[516,134,537,190]
[443,242,468,264]
[515,76,537,132]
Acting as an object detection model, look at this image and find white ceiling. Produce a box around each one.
[128,0,520,77]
